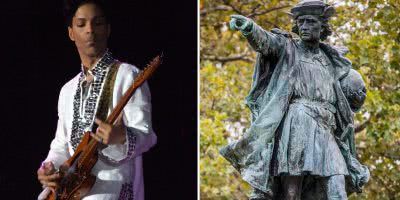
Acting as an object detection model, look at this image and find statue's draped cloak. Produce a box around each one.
[220,27,369,194]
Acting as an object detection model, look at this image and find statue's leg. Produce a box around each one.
[324,175,348,200]
[281,176,303,200]
[249,188,273,200]
[249,177,278,200]
[301,176,326,200]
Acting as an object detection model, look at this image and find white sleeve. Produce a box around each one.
[43,86,70,169]
[99,65,157,165]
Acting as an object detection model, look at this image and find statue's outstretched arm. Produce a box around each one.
[230,15,286,57]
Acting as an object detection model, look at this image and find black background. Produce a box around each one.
[0,0,197,199]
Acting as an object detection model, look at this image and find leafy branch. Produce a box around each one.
[201,0,290,19]
[202,50,254,64]
[247,5,291,18]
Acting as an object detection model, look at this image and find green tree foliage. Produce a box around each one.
[200,0,400,199]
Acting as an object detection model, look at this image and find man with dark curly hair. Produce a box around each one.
[37,0,156,199]
[220,1,369,199]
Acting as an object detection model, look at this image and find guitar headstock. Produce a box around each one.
[135,54,163,83]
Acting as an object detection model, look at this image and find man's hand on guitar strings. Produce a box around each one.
[91,114,127,145]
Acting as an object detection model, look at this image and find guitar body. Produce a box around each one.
[46,132,98,200]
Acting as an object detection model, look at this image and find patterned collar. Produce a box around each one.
[80,49,115,79]
[70,49,116,150]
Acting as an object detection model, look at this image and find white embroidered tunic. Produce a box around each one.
[40,51,157,200]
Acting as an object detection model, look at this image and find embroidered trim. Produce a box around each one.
[126,129,137,160]
[70,50,115,150]
[118,182,134,200]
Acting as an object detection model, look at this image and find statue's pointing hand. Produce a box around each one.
[230,15,253,32]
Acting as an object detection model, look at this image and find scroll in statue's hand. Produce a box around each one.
[230,15,253,32]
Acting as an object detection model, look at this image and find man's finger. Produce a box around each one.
[95,127,108,139]
[96,126,105,134]
[46,182,59,188]
[90,133,101,142]
[37,168,45,176]
[38,173,50,181]
[38,173,46,180]
[38,161,55,176]
[94,118,104,126]
[39,173,60,182]
[96,119,112,132]
[90,133,107,144]
[97,131,110,142]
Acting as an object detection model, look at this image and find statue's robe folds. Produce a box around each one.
[220,24,369,195]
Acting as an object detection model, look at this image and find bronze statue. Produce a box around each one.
[220,1,369,199]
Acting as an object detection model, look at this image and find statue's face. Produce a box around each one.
[296,15,322,42]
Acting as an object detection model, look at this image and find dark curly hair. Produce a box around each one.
[291,17,332,41]
[63,0,110,27]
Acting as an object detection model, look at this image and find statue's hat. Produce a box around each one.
[290,0,335,19]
